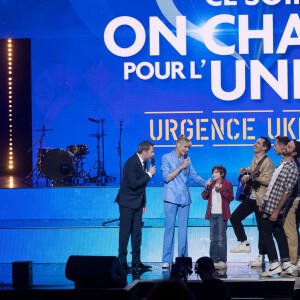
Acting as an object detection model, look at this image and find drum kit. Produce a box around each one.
[25,120,116,186]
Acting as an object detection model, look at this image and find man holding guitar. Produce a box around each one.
[230,137,274,268]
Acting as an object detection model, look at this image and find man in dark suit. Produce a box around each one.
[116,141,156,271]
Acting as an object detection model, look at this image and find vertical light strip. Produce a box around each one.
[7,38,13,170]
[9,176,14,188]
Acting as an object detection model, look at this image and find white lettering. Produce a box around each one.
[104,16,146,57]
[203,14,235,55]
[277,14,300,53]
[239,14,273,54]
[211,60,245,101]
[150,16,186,56]
[251,60,288,99]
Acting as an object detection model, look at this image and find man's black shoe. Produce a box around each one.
[132,262,152,270]
[122,263,131,270]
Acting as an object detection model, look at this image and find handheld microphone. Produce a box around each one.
[151,158,155,177]
[205,178,212,198]
[88,118,100,123]
[151,158,155,166]
[184,154,188,175]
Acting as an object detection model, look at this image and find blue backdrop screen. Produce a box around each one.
[1,0,300,180]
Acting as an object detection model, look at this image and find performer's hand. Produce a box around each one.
[142,207,146,214]
[241,175,249,183]
[258,205,263,212]
[206,179,212,186]
[269,210,279,222]
[239,168,246,175]
[181,159,188,170]
[215,183,222,192]
[149,165,156,176]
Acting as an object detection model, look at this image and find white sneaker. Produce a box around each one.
[162,262,170,268]
[261,262,282,276]
[216,268,227,276]
[214,261,227,269]
[292,264,298,272]
[251,255,264,267]
[282,261,293,274]
[230,241,251,253]
[297,259,300,269]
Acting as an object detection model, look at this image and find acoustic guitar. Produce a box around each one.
[235,171,260,201]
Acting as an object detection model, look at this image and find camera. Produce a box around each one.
[170,256,193,282]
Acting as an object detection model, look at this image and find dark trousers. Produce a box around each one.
[118,204,142,264]
[230,198,264,254]
[261,216,290,263]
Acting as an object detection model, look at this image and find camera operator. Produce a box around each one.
[194,256,231,300]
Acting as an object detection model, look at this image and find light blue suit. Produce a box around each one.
[161,150,206,264]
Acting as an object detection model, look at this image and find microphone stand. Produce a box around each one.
[117,120,123,184]
[103,120,123,226]
[100,119,106,177]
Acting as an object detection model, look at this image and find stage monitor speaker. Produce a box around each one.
[65,256,127,289]
[12,261,33,289]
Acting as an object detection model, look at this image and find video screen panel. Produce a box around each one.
[0,1,299,181]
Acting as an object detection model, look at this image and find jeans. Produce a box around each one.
[230,198,264,254]
[209,214,228,263]
[261,215,290,263]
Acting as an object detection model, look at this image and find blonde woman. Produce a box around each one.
[161,135,208,268]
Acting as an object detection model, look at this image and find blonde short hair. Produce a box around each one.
[176,134,192,148]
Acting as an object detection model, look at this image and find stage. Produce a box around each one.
[0,175,298,299]
[0,262,297,299]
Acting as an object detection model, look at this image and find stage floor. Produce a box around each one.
[0,174,240,189]
[0,175,120,189]
[0,262,297,290]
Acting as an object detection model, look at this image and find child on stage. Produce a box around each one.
[202,165,234,269]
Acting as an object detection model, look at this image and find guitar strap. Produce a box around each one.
[253,155,267,173]
[237,155,267,184]
[251,155,268,188]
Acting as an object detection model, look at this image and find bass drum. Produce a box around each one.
[41,149,74,182]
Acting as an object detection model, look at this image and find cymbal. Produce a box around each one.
[33,128,55,131]
[89,133,106,137]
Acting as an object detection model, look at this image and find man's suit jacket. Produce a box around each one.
[115,153,151,209]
